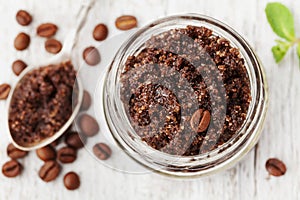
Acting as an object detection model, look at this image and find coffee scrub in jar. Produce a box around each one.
[103,14,268,177]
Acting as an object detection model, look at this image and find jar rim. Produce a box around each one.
[103,14,268,177]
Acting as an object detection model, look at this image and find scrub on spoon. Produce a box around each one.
[6,0,95,151]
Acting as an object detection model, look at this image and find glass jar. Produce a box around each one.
[103,14,268,177]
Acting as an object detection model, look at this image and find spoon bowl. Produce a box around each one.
[6,66,83,151]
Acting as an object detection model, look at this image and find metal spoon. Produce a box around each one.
[6,0,95,151]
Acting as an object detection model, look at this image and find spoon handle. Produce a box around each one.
[63,0,96,54]
[66,0,95,52]
[49,0,95,64]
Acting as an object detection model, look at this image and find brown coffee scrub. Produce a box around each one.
[9,61,77,146]
[120,25,251,156]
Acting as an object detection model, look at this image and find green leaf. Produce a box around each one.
[271,40,291,63]
[297,44,300,66]
[265,2,295,42]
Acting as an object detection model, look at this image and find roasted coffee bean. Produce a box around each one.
[50,132,66,147]
[65,132,86,149]
[115,15,137,30]
[83,46,100,66]
[50,139,59,147]
[37,23,58,38]
[12,60,27,76]
[45,38,62,54]
[93,23,108,41]
[81,90,92,110]
[14,32,30,50]
[0,84,11,100]
[93,143,111,160]
[190,109,211,132]
[266,158,287,177]
[64,172,80,190]
[78,114,99,137]
[50,138,61,147]
[16,10,32,26]
[57,147,77,163]
[39,160,61,182]
[36,145,56,161]
[51,126,72,147]
[7,143,28,159]
[2,160,22,178]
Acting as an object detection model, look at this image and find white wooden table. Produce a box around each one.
[0,0,299,199]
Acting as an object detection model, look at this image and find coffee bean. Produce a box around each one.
[78,114,99,137]
[2,160,22,178]
[190,109,211,132]
[51,125,72,147]
[266,158,287,177]
[65,131,86,149]
[36,145,56,161]
[50,138,60,147]
[93,143,111,160]
[45,38,62,54]
[93,23,108,41]
[37,23,58,38]
[83,46,100,66]
[7,143,28,159]
[12,60,27,76]
[14,32,30,50]
[115,15,137,30]
[39,160,61,182]
[81,90,92,111]
[0,84,11,100]
[50,132,67,147]
[16,10,32,26]
[50,140,58,147]
[64,172,80,190]
[57,147,77,163]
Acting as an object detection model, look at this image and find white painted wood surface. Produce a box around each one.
[0,0,299,199]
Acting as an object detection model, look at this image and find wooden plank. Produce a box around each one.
[0,0,297,199]
[254,0,300,199]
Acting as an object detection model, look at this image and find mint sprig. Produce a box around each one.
[271,40,291,63]
[265,2,300,64]
[297,44,300,61]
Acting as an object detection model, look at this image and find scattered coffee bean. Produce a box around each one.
[266,158,287,177]
[57,147,77,163]
[2,160,22,178]
[50,140,59,147]
[50,137,61,147]
[64,172,80,190]
[81,90,92,111]
[0,84,11,100]
[16,10,32,26]
[39,160,61,182]
[36,145,56,161]
[83,46,100,66]
[78,114,99,137]
[14,32,30,50]
[190,109,211,132]
[115,15,137,30]
[65,132,86,149]
[45,38,62,54]
[7,143,28,159]
[50,129,69,147]
[12,60,27,76]
[37,23,58,38]
[93,143,111,160]
[93,23,108,41]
